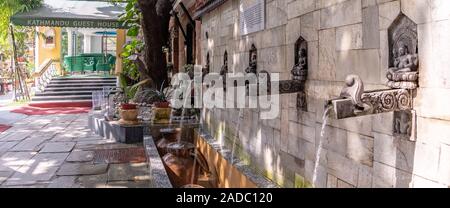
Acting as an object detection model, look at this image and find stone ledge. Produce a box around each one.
[143,136,172,188]
[195,128,279,188]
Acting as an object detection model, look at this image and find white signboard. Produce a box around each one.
[240,0,265,36]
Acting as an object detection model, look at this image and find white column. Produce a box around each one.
[84,34,91,53]
[67,28,73,56]
[34,27,39,72]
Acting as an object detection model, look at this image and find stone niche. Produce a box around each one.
[387,13,419,90]
[292,37,308,112]
[388,13,419,141]
[220,51,228,90]
[245,44,257,74]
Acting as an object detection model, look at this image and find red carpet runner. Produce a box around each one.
[0,124,12,132]
[11,102,91,116]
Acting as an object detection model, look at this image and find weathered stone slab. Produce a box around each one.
[106,180,152,188]
[0,131,33,142]
[0,171,13,185]
[47,176,77,188]
[0,142,18,156]
[0,152,36,172]
[107,163,150,182]
[40,142,75,153]
[57,163,108,176]
[75,174,107,188]
[66,150,94,162]
[4,153,68,186]
[9,137,49,152]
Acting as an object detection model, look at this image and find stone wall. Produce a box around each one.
[199,0,450,188]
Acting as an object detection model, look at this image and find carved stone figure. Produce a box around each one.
[340,75,365,110]
[387,13,419,90]
[292,38,308,81]
[389,43,418,73]
[220,51,228,90]
[245,45,257,74]
[202,53,210,78]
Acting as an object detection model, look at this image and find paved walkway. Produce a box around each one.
[0,110,152,188]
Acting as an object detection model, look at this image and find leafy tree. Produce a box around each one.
[115,0,173,89]
[0,0,42,57]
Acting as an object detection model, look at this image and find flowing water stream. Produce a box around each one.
[312,105,332,186]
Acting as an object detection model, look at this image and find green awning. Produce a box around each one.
[11,0,128,29]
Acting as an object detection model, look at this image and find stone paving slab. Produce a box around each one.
[0,152,36,172]
[107,163,150,182]
[57,163,108,176]
[9,137,50,152]
[47,176,77,188]
[4,153,69,186]
[106,180,152,188]
[75,174,107,188]
[40,142,76,153]
[0,142,18,156]
[50,134,75,142]
[0,171,14,185]
[66,150,94,162]
[0,131,33,142]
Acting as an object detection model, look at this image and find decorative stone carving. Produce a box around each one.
[393,111,412,139]
[220,51,228,90]
[277,80,304,94]
[328,75,413,119]
[203,52,210,78]
[292,37,308,81]
[245,44,257,74]
[297,91,307,112]
[387,13,419,90]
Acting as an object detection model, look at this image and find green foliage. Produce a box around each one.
[114,0,142,81]
[0,0,42,57]
[121,39,143,80]
[119,72,150,103]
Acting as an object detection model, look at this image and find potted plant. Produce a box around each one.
[118,73,150,125]
[150,83,173,124]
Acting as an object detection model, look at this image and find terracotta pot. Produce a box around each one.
[162,142,199,187]
[119,108,139,125]
[153,107,172,124]
[156,128,181,155]
[121,103,137,110]
[154,101,170,108]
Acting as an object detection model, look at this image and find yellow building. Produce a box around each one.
[11,0,128,76]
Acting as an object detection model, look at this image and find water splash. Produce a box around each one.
[312,105,332,186]
[229,108,244,179]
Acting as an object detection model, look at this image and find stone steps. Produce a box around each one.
[31,76,117,104]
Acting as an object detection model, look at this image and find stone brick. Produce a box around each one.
[373,133,415,172]
[336,24,363,51]
[300,11,320,41]
[327,174,338,188]
[412,142,440,181]
[378,1,400,30]
[438,144,450,185]
[320,0,362,29]
[346,132,374,167]
[357,165,373,188]
[401,0,432,24]
[316,29,336,81]
[336,49,381,85]
[412,175,446,188]
[337,179,355,188]
[362,5,380,49]
[287,0,316,19]
[327,151,359,186]
[372,161,413,188]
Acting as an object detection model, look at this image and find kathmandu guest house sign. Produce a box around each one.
[22,19,125,29]
[240,0,265,36]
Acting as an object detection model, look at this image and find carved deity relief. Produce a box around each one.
[220,51,228,90]
[203,52,210,78]
[292,37,308,81]
[245,44,257,74]
[394,111,413,139]
[387,13,419,90]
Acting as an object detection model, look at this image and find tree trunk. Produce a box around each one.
[137,0,172,89]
